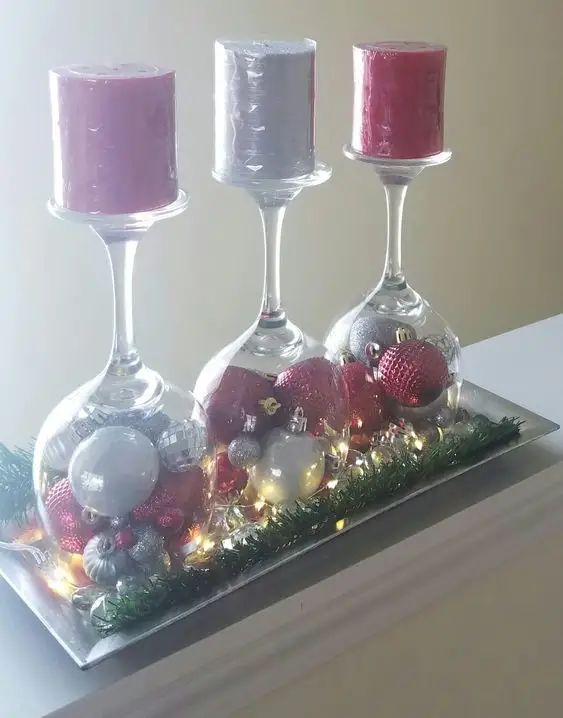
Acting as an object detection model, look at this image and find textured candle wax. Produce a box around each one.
[352,42,447,159]
[50,64,178,214]
[214,39,316,181]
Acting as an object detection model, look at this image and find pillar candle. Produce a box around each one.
[352,42,447,159]
[50,64,178,214]
[214,39,316,181]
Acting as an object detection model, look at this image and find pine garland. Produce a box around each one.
[0,420,523,634]
[95,416,522,635]
[0,444,34,525]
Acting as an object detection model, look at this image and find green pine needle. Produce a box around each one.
[0,443,34,525]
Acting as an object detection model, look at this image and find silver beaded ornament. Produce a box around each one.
[227,435,262,469]
[157,419,207,472]
[128,524,164,569]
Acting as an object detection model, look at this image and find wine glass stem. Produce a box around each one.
[258,200,288,328]
[382,180,409,291]
[105,238,141,374]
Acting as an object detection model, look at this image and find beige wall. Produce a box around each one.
[0,0,561,446]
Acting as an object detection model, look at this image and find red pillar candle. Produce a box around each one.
[352,42,447,159]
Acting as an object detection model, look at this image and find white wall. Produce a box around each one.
[0,0,562,445]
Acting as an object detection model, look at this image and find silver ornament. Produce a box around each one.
[69,426,159,517]
[90,591,119,631]
[249,427,325,505]
[369,444,395,468]
[83,531,131,585]
[42,427,79,473]
[432,406,456,429]
[71,407,110,442]
[465,414,490,434]
[425,333,459,365]
[456,407,471,424]
[157,419,207,472]
[151,551,171,576]
[229,522,261,546]
[449,421,470,438]
[116,575,145,596]
[81,506,102,527]
[349,316,415,365]
[128,524,164,568]
[71,584,106,611]
[413,421,441,447]
[110,516,129,530]
[227,435,262,469]
[101,409,171,444]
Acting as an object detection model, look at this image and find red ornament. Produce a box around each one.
[274,357,349,435]
[349,432,373,453]
[378,340,448,407]
[114,527,135,550]
[342,361,388,435]
[204,366,280,444]
[131,481,175,522]
[160,466,206,518]
[59,533,92,554]
[45,477,93,554]
[154,508,185,537]
[215,452,248,497]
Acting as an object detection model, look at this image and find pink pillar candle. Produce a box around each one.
[50,64,178,214]
[351,42,447,159]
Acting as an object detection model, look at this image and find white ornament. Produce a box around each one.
[69,426,159,517]
[249,427,325,505]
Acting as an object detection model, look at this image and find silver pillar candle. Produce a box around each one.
[214,39,316,181]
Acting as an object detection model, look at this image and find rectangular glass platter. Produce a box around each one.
[0,381,558,668]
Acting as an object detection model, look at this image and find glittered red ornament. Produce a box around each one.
[59,533,92,554]
[45,477,93,554]
[378,340,448,407]
[114,527,135,550]
[131,481,175,522]
[274,357,349,435]
[154,508,185,537]
[342,361,388,435]
[204,366,280,444]
[215,452,248,497]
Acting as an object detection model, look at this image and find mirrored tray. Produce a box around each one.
[0,381,558,668]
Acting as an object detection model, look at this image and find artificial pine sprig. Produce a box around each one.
[0,444,34,525]
[96,416,521,635]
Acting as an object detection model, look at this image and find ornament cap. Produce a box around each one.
[288,407,307,433]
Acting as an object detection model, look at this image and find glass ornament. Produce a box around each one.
[33,196,216,590]
[325,148,462,452]
[195,164,350,514]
